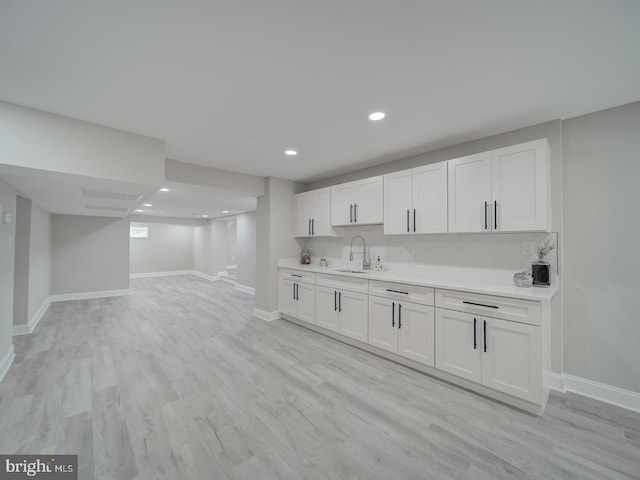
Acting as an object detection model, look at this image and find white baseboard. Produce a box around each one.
[130,270,193,278]
[549,372,566,392]
[252,308,281,322]
[190,270,220,282]
[0,344,15,383]
[236,284,255,295]
[12,296,52,336]
[50,289,131,302]
[549,372,640,413]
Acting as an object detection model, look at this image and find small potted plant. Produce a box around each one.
[533,240,555,287]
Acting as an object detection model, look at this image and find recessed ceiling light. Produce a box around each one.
[160,188,170,192]
[143,203,152,207]
[285,150,298,156]
[134,209,144,213]
[368,112,386,121]
[202,214,209,218]
[222,210,229,214]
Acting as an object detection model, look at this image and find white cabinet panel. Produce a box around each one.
[413,162,448,234]
[448,152,492,233]
[368,296,397,353]
[279,271,315,325]
[383,169,413,235]
[296,282,316,325]
[279,278,297,318]
[491,139,550,232]
[330,183,354,226]
[435,309,482,382]
[482,317,541,403]
[397,302,435,366]
[315,286,340,332]
[338,290,368,342]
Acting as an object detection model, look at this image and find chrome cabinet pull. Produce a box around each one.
[406,209,410,233]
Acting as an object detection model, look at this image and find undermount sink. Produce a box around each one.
[334,269,367,274]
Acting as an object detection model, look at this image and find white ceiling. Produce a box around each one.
[136,181,257,219]
[1,0,639,186]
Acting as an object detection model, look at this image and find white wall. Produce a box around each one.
[236,212,256,289]
[226,218,237,266]
[0,101,165,186]
[12,196,30,327]
[27,202,51,322]
[192,220,228,277]
[0,178,17,367]
[14,198,52,329]
[51,215,129,294]
[562,101,640,392]
[165,159,264,196]
[129,219,195,274]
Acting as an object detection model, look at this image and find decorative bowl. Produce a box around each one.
[513,271,533,288]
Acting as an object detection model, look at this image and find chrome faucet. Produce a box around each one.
[349,235,371,270]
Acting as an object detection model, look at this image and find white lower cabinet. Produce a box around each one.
[279,270,316,325]
[315,275,368,342]
[368,281,435,367]
[435,308,542,404]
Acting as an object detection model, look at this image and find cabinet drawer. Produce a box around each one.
[316,274,368,294]
[369,280,434,306]
[435,289,540,326]
[280,268,316,285]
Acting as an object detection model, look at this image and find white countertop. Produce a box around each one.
[278,257,558,302]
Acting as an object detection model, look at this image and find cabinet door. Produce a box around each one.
[354,176,383,225]
[383,169,413,235]
[296,282,316,325]
[448,152,492,233]
[315,286,340,332]
[481,317,541,403]
[397,302,435,367]
[368,296,397,353]
[435,309,482,383]
[279,278,297,317]
[338,290,368,343]
[331,183,355,226]
[294,192,312,237]
[413,162,448,234]
[311,187,332,236]
[491,139,549,232]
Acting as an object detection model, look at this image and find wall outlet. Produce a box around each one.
[522,242,534,256]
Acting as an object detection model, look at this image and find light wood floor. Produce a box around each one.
[1,275,639,480]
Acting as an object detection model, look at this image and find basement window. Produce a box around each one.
[130,224,150,239]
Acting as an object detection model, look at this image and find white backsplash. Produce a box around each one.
[300,225,559,275]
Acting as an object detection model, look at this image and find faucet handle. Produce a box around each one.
[363,259,372,270]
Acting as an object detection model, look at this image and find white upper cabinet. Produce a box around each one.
[331,176,383,226]
[491,140,550,232]
[294,187,334,237]
[448,139,550,233]
[412,163,448,234]
[384,162,448,235]
[447,152,492,233]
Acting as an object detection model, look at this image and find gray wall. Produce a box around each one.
[255,177,304,312]
[307,120,564,373]
[0,178,17,363]
[227,219,237,266]
[13,196,31,327]
[130,219,195,274]
[192,220,229,277]
[51,215,129,294]
[236,212,256,289]
[28,202,51,321]
[562,101,640,392]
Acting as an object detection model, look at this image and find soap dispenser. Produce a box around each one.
[375,256,383,272]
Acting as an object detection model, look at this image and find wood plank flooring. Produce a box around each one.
[1,275,639,479]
